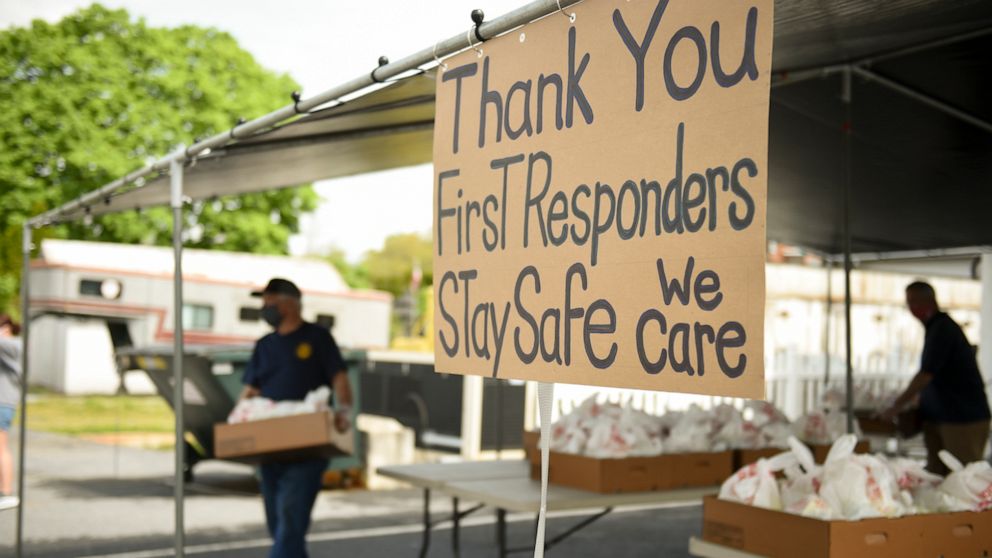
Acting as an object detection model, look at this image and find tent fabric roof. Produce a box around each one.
[53,0,992,255]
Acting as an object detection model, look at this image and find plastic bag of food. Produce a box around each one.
[719,451,796,510]
[546,395,665,458]
[936,450,992,512]
[226,386,331,423]
[886,457,942,491]
[745,400,790,428]
[821,385,884,411]
[712,409,754,450]
[792,408,861,445]
[883,456,943,513]
[618,407,664,456]
[666,406,714,453]
[817,435,906,519]
[227,397,275,423]
[779,436,825,513]
[758,422,793,449]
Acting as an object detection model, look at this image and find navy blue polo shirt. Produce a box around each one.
[243,322,346,401]
[918,312,991,423]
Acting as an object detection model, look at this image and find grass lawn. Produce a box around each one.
[25,394,175,435]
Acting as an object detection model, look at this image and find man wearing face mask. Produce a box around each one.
[882,281,990,474]
[240,278,353,558]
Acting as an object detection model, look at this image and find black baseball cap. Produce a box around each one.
[251,278,302,299]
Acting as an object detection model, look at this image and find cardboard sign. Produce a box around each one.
[433,0,773,398]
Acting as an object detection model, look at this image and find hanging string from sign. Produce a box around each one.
[534,381,555,558]
[556,0,577,23]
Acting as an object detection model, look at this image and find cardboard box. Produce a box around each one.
[701,496,992,558]
[214,411,353,464]
[736,440,871,469]
[809,440,870,463]
[523,430,732,493]
[855,408,922,438]
[855,410,897,436]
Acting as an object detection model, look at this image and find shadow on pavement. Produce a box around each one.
[35,471,260,500]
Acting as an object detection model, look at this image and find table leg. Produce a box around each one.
[419,488,431,558]
[452,497,460,558]
[496,508,507,558]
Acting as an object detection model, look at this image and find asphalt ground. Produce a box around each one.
[0,431,704,558]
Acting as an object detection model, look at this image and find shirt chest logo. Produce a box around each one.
[296,342,313,360]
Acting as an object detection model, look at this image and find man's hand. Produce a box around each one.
[334,406,352,433]
[879,370,931,423]
[879,405,900,422]
[239,385,260,401]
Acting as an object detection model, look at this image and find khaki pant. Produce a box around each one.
[923,420,991,475]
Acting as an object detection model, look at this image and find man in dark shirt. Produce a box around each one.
[883,281,990,474]
[240,278,353,558]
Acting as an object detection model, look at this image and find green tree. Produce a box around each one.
[326,247,371,290]
[0,4,317,315]
[362,232,433,297]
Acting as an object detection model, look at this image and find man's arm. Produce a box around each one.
[333,371,353,408]
[332,370,353,432]
[881,370,932,420]
[240,342,262,401]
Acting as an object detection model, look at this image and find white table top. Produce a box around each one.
[378,459,716,513]
[688,537,764,558]
[442,477,717,514]
[377,460,529,490]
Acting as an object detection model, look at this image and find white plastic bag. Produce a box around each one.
[792,408,862,445]
[817,435,906,519]
[546,396,664,458]
[719,451,796,510]
[226,385,331,423]
[886,457,942,491]
[666,406,714,453]
[758,422,793,449]
[779,436,830,517]
[712,408,751,450]
[937,450,992,512]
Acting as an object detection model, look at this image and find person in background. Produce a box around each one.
[239,278,353,558]
[0,314,22,511]
[883,281,991,474]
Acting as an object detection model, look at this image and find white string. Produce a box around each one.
[466,29,483,58]
[533,381,554,558]
[555,0,576,22]
[432,42,448,71]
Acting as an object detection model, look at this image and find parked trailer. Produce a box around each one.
[29,239,392,394]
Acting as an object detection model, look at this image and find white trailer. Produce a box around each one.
[27,239,392,394]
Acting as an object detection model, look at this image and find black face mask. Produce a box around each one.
[261,305,283,328]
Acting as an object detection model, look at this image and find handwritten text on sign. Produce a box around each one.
[433,0,772,398]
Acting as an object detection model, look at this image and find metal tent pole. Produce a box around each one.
[15,224,31,558]
[823,259,833,386]
[170,157,186,557]
[841,67,855,434]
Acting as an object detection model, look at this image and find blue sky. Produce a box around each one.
[0,0,526,260]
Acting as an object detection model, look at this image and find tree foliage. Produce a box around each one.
[0,4,317,315]
[325,248,371,290]
[361,232,433,297]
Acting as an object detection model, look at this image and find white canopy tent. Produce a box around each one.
[17,0,992,556]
